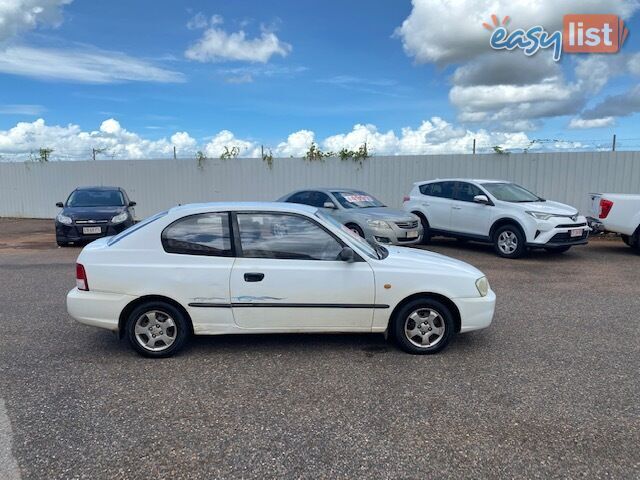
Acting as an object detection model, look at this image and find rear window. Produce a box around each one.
[161,213,232,257]
[107,211,167,246]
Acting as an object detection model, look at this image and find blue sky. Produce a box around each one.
[0,0,639,160]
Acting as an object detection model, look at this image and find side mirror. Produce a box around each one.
[56,202,64,208]
[323,201,336,209]
[128,201,137,207]
[473,195,490,205]
[338,246,355,263]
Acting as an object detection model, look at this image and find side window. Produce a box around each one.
[424,182,455,199]
[455,182,483,202]
[419,184,432,196]
[162,213,232,256]
[236,213,343,261]
[286,191,312,206]
[309,191,333,208]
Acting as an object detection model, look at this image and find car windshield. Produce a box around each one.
[315,211,380,259]
[481,183,541,203]
[331,191,385,209]
[67,189,125,207]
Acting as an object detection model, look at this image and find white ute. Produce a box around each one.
[589,193,640,251]
[67,202,495,357]
[404,179,590,259]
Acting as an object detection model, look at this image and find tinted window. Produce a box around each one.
[67,189,124,207]
[237,213,343,260]
[287,191,313,205]
[162,213,232,256]
[308,191,333,208]
[421,182,455,199]
[456,182,483,202]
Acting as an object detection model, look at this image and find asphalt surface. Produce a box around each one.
[0,219,638,479]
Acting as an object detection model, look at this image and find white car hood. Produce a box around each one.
[381,246,484,278]
[505,200,578,216]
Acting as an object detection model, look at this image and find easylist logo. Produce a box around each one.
[485,14,629,61]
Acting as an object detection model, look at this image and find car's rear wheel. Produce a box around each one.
[494,225,526,259]
[545,245,571,254]
[126,302,189,358]
[391,298,454,354]
[345,223,364,238]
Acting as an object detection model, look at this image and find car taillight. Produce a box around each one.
[599,199,613,219]
[76,263,89,291]
[403,195,410,202]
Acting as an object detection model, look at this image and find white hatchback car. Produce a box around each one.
[67,202,495,357]
[404,179,589,259]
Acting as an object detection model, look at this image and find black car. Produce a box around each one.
[55,186,136,246]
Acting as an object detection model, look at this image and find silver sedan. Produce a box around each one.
[278,188,423,246]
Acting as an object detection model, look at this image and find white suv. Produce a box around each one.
[403,179,589,259]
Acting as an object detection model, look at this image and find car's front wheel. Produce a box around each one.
[494,225,526,259]
[126,302,189,358]
[391,298,455,354]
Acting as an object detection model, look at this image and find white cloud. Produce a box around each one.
[185,15,291,63]
[203,130,258,158]
[0,117,606,162]
[0,0,72,41]
[569,117,615,129]
[275,130,315,157]
[395,0,638,66]
[0,104,45,115]
[0,46,185,83]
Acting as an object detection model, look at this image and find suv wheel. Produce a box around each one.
[126,301,189,358]
[346,223,364,238]
[494,225,526,259]
[391,298,455,354]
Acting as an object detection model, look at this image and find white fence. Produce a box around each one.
[0,152,639,219]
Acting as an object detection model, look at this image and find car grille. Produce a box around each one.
[549,231,588,243]
[75,219,109,224]
[395,220,419,229]
[556,222,587,228]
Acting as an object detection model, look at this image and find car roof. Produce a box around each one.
[74,186,123,191]
[168,201,318,216]
[414,178,507,185]
[286,187,367,195]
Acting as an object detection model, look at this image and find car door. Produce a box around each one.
[229,211,376,330]
[419,181,455,230]
[449,182,493,237]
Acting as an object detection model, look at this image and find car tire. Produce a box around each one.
[391,298,455,355]
[346,223,365,238]
[545,246,571,254]
[126,301,190,358]
[493,224,526,259]
[413,212,431,244]
[621,234,631,246]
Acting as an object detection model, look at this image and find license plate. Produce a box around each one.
[406,230,419,239]
[570,228,582,238]
[82,226,102,234]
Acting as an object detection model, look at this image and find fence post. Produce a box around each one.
[472,138,476,155]
[612,134,616,152]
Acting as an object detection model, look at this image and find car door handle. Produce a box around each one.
[452,206,462,210]
[244,272,265,282]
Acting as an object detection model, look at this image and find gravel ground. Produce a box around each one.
[0,219,638,479]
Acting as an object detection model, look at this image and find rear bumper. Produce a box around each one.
[67,288,136,331]
[453,289,496,333]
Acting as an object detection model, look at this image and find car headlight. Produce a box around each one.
[526,211,553,221]
[366,219,392,229]
[111,211,129,224]
[56,213,72,225]
[475,276,489,297]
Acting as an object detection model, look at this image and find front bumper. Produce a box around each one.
[366,223,423,246]
[453,289,496,333]
[67,287,136,331]
[56,220,133,243]
[525,217,590,248]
